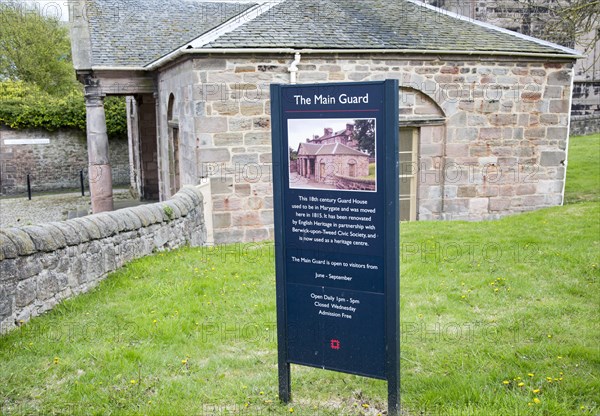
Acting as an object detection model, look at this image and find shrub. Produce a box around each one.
[0,80,127,140]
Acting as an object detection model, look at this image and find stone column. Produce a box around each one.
[85,93,114,213]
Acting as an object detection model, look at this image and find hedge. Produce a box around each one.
[0,81,127,140]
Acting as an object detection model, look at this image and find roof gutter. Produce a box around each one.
[85,66,149,72]
[143,47,582,71]
[84,48,582,73]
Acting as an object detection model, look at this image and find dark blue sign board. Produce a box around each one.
[271,80,400,414]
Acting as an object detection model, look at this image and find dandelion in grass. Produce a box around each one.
[503,380,510,385]
[53,357,59,365]
[130,379,137,385]
[532,389,540,394]
[533,398,541,404]
[528,373,534,377]
[518,382,525,387]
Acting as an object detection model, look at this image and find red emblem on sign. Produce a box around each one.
[330,339,341,350]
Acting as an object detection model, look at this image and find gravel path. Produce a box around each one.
[0,189,136,228]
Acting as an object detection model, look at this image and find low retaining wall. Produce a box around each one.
[570,115,600,136]
[335,175,376,191]
[0,186,206,334]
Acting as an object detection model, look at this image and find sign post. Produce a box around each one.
[271,80,399,415]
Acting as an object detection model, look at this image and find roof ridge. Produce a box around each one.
[144,1,282,68]
[186,0,284,49]
[403,0,581,56]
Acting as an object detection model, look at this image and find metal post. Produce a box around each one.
[27,174,32,200]
[80,169,85,196]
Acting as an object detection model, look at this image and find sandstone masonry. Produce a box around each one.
[148,53,573,243]
[0,126,130,195]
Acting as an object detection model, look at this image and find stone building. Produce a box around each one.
[309,125,357,148]
[296,141,371,186]
[70,0,582,243]
[417,0,599,135]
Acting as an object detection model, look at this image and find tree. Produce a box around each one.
[0,3,77,95]
[352,119,375,157]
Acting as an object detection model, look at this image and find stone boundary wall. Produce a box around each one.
[0,126,130,195]
[335,176,377,191]
[0,186,206,334]
[571,116,600,137]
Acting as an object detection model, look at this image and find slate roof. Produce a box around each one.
[78,0,577,68]
[297,143,322,156]
[205,0,571,55]
[298,142,368,157]
[85,0,255,67]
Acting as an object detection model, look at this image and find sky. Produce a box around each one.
[287,118,356,151]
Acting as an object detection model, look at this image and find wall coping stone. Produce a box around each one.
[47,222,82,246]
[22,225,65,252]
[129,206,154,227]
[0,232,16,261]
[72,217,102,240]
[0,186,205,258]
[0,229,36,258]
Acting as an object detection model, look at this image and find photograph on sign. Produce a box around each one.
[288,118,376,192]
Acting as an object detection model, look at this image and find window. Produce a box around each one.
[399,128,418,221]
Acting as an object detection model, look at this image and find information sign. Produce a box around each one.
[271,80,400,414]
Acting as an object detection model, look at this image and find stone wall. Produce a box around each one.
[0,186,206,334]
[570,81,600,136]
[157,59,200,199]
[0,126,131,195]
[571,116,600,137]
[172,53,574,242]
[418,0,599,134]
[335,176,376,191]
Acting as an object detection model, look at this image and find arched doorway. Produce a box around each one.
[400,87,447,221]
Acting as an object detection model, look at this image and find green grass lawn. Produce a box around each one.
[1,134,599,415]
[564,134,600,204]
